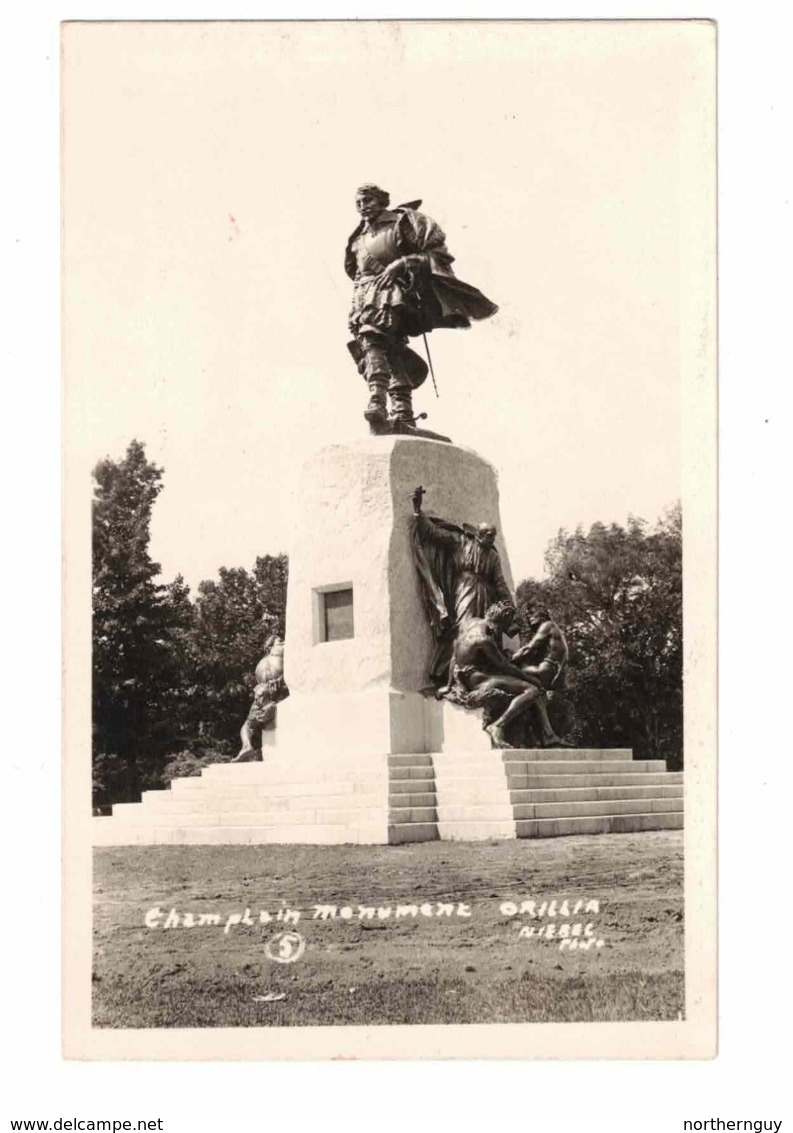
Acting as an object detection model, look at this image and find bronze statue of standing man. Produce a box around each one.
[345,184,498,436]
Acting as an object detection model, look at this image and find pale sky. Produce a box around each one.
[64,21,696,592]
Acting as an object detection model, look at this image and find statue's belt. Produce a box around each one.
[354,269,399,285]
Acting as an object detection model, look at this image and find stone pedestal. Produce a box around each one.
[268,436,514,758]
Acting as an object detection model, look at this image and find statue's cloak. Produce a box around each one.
[411,513,513,684]
[345,204,498,337]
[410,514,460,642]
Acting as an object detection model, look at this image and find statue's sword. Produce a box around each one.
[422,331,440,398]
[411,279,439,399]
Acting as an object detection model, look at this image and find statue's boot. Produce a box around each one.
[364,375,389,429]
[389,386,416,427]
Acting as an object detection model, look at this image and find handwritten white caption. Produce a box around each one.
[500,899,606,950]
[264,930,305,964]
[144,896,605,952]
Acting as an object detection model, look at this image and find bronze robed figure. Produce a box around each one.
[410,485,514,685]
[346,184,498,436]
[410,488,574,749]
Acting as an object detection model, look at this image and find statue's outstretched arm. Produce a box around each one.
[411,487,460,546]
[414,510,459,548]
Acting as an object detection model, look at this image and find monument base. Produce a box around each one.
[264,691,500,757]
[263,690,429,757]
[93,437,685,847]
[93,739,683,846]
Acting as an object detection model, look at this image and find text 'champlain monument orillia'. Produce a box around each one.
[93,184,684,847]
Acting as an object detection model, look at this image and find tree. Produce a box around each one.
[515,504,683,767]
[92,440,291,804]
[92,440,185,805]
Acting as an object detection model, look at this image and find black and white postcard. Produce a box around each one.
[62,19,717,1059]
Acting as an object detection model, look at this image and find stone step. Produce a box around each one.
[389,778,436,794]
[431,748,634,762]
[435,791,515,808]
[437,819,518,841]
[387,754,434,767]
[390,765,443,781]
[507,772,681,789]
[138,791,385,814]
[428,771,677,797]
[387,791,437,808]
[110,806,388,826]
[504,759,667,776]
[171,777,386,797]
[428,788,517,806]
[93,819,389,846]
[388,806,438,824]
[510,783,683,803]
[202,758,382,774]
[436,804,515,821]
[433,770,506,783]
[513,797,683,820]
[515,812,684,838]
[431,766,507,780]
[388,823,440,844]
[195,766,387,785]
[430,755,503,768]
[501,748,633,761]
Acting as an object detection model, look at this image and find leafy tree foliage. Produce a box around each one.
[92,440,289,805]
[92,441,186,805]
[516,505,683,767]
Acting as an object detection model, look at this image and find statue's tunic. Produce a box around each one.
[348,216,414,341]
[345,206,498,387]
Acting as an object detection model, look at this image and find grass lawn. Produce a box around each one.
[93,831,683,1028]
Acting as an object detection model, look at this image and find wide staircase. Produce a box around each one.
[93,756,391,846]
[387,747,682,843]
[504,748,682,837]
[94,747,682,846]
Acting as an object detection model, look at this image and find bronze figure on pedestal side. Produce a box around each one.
[512,607,569,692]
[444,602,574,750]
[345,184,498,438]
[232,636,289,763]
[410,486,515,685]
